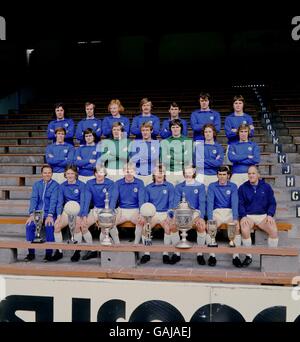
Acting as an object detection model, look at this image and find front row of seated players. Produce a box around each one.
[24,162,277,267]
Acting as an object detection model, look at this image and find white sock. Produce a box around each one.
[197,232,206,256]
[242,237,252,258]
[170,233,181,256]
[233,234,241,259]
[99,231,104,242]
[134,225,143,244]
[268,237,279,248]
[54,232,63,253]
[209,253,216,258]
[74,232,82,243]
[206,234,212,245]
[141,235,150,256]
[83,231,93,244]
[110,227,120,244]
[163,234,171,257]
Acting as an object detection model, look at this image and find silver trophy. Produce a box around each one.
[32,210,44,243]
[64,201,81,244]
[140,203,156,246]
[97,192,116,246]
[174,193,194,248]
[207,220,218,247]
[227,222,237,247]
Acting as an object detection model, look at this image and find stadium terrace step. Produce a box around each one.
[0,174,40,186]
[0,154,45,163]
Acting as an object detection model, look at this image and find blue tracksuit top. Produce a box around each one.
[74,144,101,176]
[130,114,160,139]
[224,113,254,144]
[75,118,102,145]
[102,115,130,138]
[45,143,75,173]
[29,179,59,218]
[129,140,160,176]
[190,109,221,141]
[194,141,224,175]
[207,181,239,220]
[160,118,188,139]
[238,179,276,218]
[111,177,145,210]
[228,141,260,174]
[174,181,206,218]
[47,118,75,145]
[57,180,86,216]
[145,181,175,212]
[84,177,115,215]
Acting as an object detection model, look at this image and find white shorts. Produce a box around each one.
[166,171,184,186]
[151,212,168,226]
[52,172,66,184]
[203,175,218,187]
[135,174,153,186]
[246,214,267,225]
[78,175,95,183]
[116,208,139,223]
[213,208,233,226]
[230,173,248,187]
[106,168,124,182]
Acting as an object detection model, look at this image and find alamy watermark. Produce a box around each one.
[291,16,300,41]
[0,16,6,40]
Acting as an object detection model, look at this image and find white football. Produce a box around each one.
[64,201,80,216]
[140,202,156,217]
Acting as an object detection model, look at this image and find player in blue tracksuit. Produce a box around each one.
[190,92,221,141]
[172,165,207,265]
[24,165,59,262]
[102,99,130,138]
[52,165,89,262]
[228,124,260,187]
[238,165,278,268]
[74,128,101,183]
[47,103,75,145]
[129,122,160,185]
[224,95,255,145]
[82,165,116,260]
[45,127,75,184]
[110,163,145,248]
[130,98,160,139]
[75,102,102,145]
[194,123,224,187]
[136,164,177,264]
[160,102,188,139]
[207,166,242,267]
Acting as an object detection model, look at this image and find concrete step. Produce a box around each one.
[0,200,29,215]
[0,165,42,174]
[260,153,300,163]
[0,155,45,163]
[0,174,40,186]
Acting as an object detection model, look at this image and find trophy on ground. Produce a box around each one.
[174,192,194,248]
[227,222,237,247]
[32,210,44,243]
[140,203,156,246]
[64,201,81,244]
[97,192,116,246]
[207,219,218,247]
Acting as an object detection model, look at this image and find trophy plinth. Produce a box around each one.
[207,220,218,247]
[97,193,116,246]
[140,203,156,246]
[174,193,194,249]
[227,222,237,248]
[32,210,44,244]
[64,201,81,244]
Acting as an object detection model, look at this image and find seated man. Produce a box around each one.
[110,162,145,248]
[160,102,188,139]
[46,127,75,184]
[24,164,59,262]
[238,165,278,267]
[74,128,101,183]
[53,165,89,262]
[75,102,102,145]
[207,166,242,267]
[129,122,160,186]
[172,165,207,266]
[228,124,260,187]
[83,165,116,260]
[137,164,177,264]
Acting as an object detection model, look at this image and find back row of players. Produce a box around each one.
[25,162,277,269]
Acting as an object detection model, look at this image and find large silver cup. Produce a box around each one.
[64,201,81,244]
[140,203,156,246]
[174,193,194,248]
[68,215,77,244]
[97,192,116,246]
[227,222,237,247]
[32,210,44,243]
[207,220,218,247]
